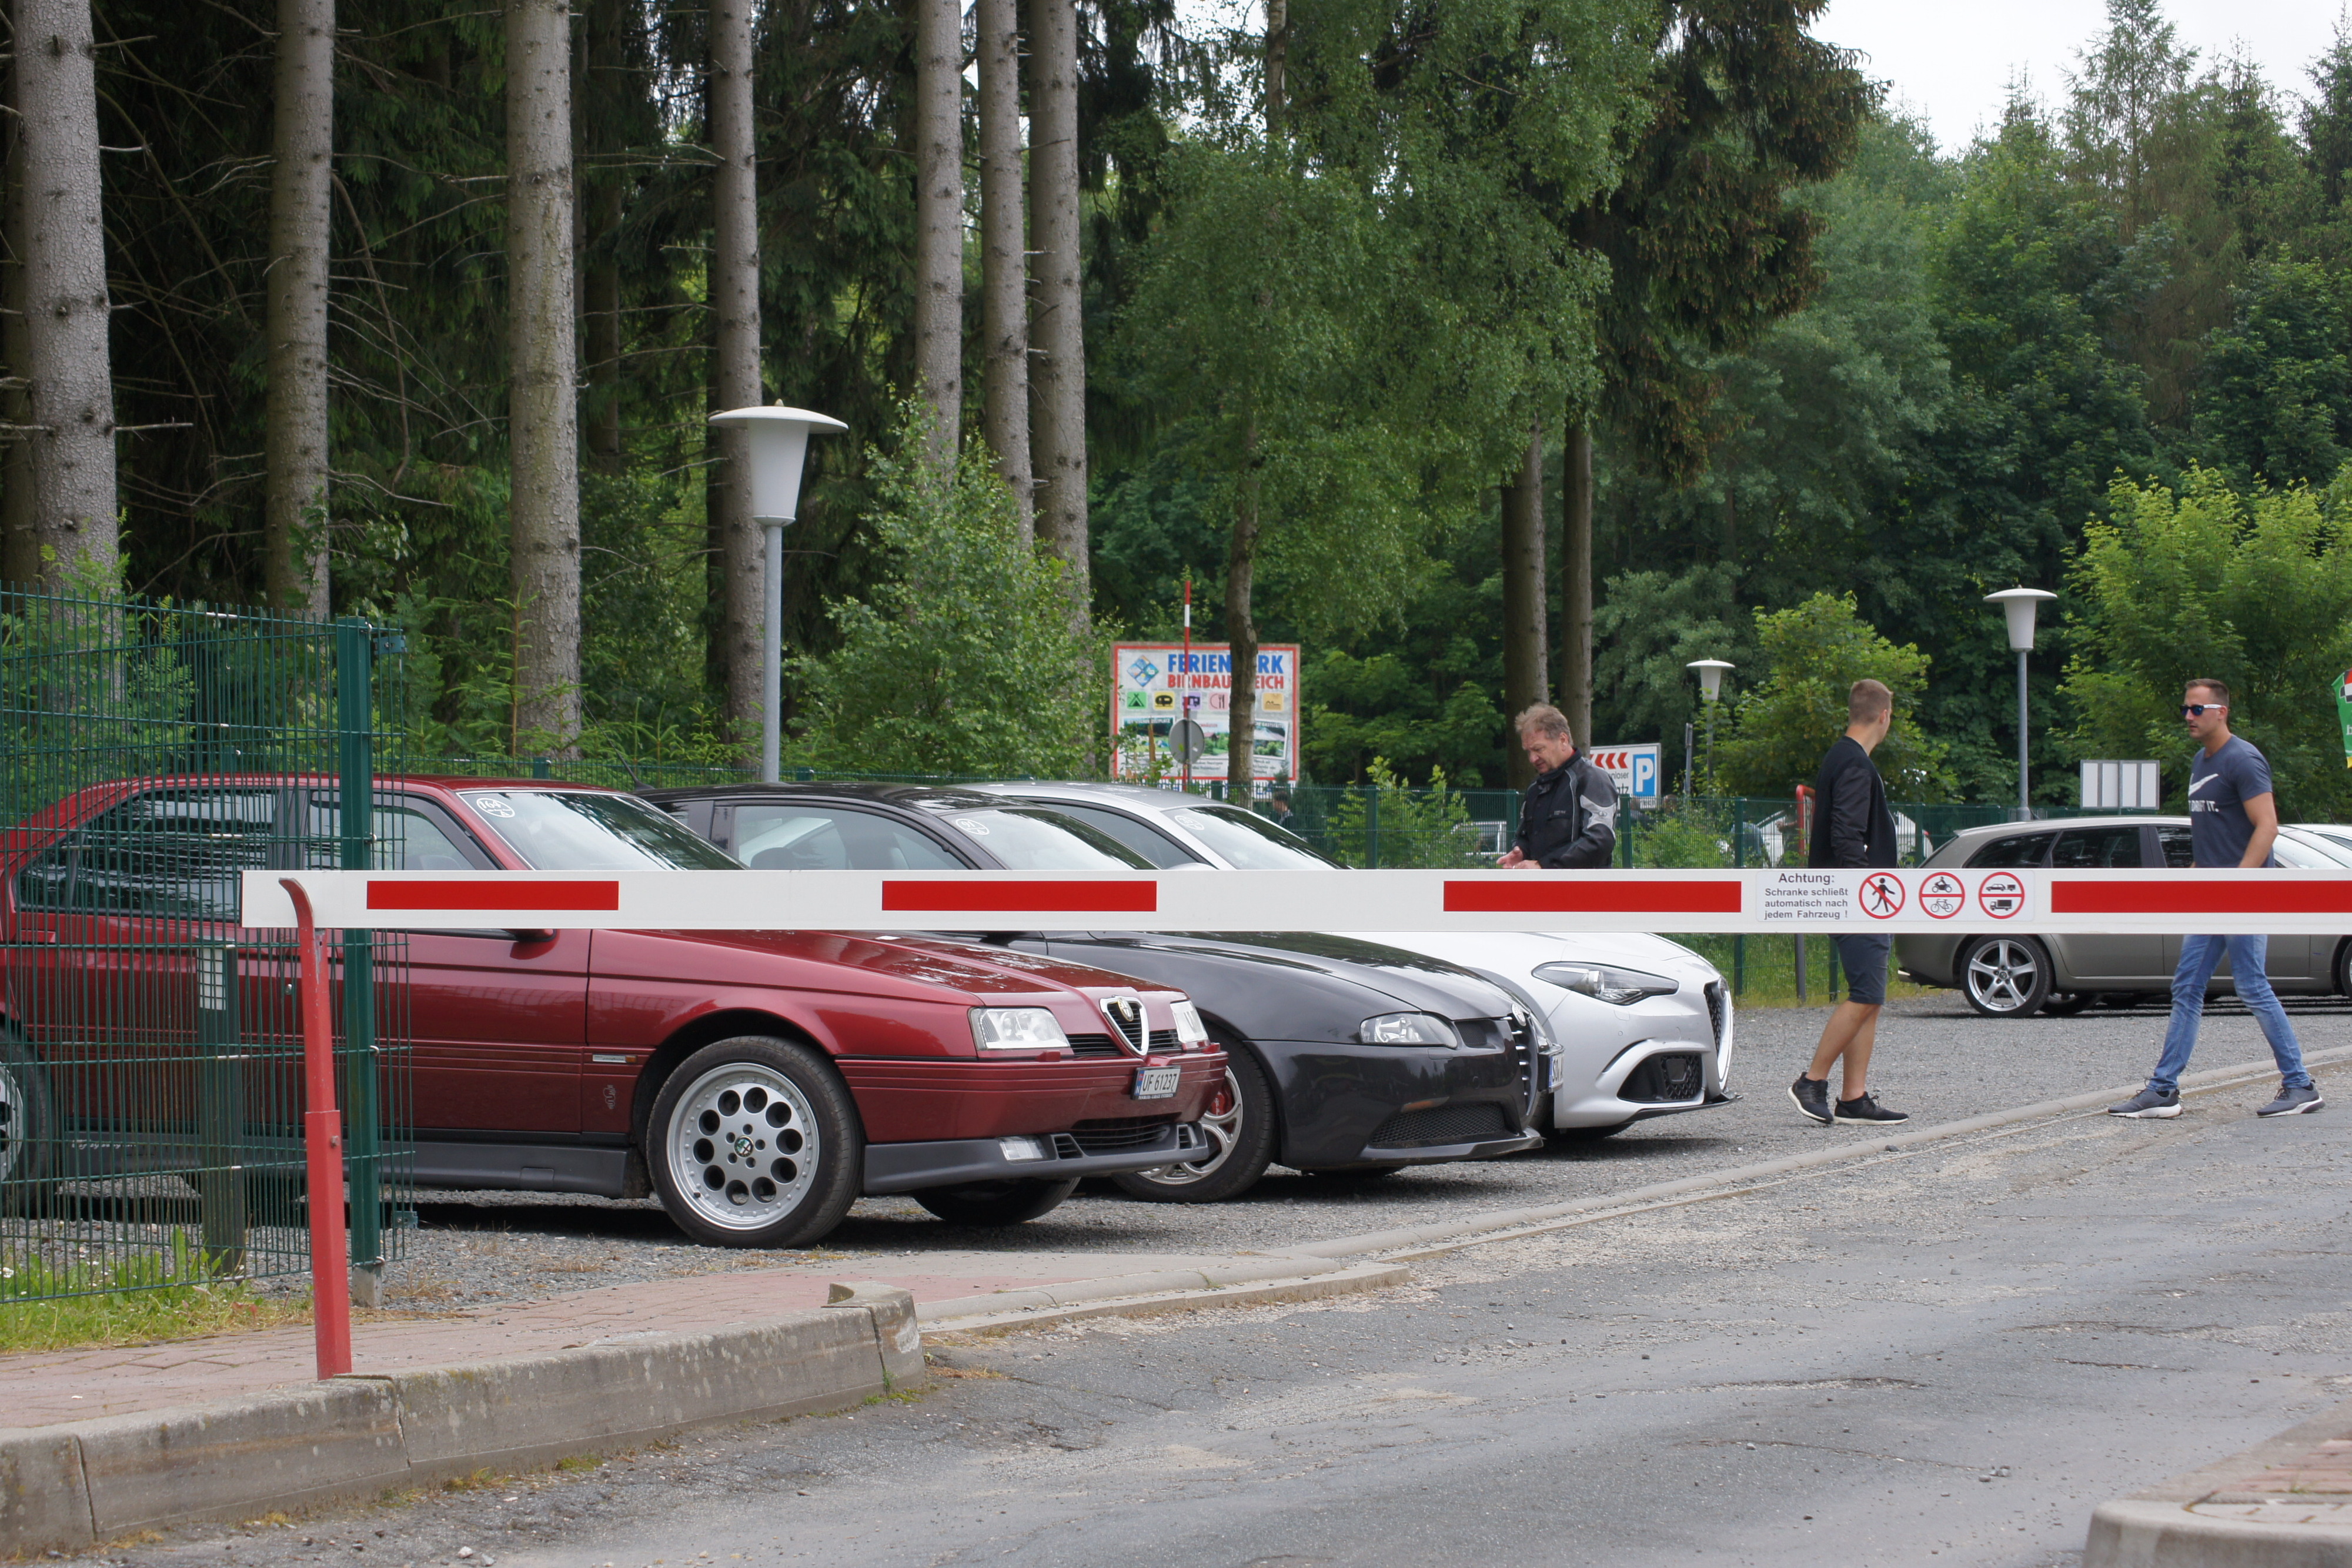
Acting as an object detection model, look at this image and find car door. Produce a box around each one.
[2046,825,2171,985]
[2154,823,2308,987]
[307,789,590,1135]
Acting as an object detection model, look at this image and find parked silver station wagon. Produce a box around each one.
[1893,815,2352,1017]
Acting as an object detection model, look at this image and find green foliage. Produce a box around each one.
[1714,593,1946,799]
[1321,758,1482,867]
[1592,563,1754,785]
[790,406,1105,777]
[2062,466,2352,818]
[2197,261,2352,487]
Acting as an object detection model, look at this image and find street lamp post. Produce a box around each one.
[706,405,849,783]
[1685,658,1735,790]
[1984,587,2057,818]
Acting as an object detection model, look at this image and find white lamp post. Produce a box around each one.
[1686,658,1735,790]
[707,405,848,782]
[1984,587,2057,817]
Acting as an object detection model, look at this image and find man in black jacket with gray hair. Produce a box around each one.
[1789,678,1909,1126]
[1500,704,1618,870]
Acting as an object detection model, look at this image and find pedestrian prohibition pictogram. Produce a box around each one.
[1859,872,1905,918]
[1920,871,1966,918]
[1979,871,2026,918]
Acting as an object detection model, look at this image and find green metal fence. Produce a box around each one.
[0,591,409,1303]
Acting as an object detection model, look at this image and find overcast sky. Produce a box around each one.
[1813,0,2347,152]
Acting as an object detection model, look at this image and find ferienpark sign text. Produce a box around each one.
[1112,642,1300,789]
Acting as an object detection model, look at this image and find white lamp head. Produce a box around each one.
[1984,587,2057,652]
[707,406,849,523]
[1686,658,1735,702]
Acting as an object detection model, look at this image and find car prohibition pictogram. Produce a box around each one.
[1857,872,1906,919]
[1920,871,1966,919]
[1979,871,2026,918]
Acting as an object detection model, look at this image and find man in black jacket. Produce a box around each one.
[1789,678,1908,1126]
[1500,704,1618,870]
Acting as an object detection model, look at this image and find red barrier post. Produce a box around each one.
[282,878,352,1379]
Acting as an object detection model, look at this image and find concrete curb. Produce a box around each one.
[2086,1396,2352,1566]
[1288,1045,2352,1263]
[920,1262,1412,1334]
[0,1282,923,1557]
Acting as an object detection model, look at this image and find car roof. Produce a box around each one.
[968,781,1233,811]
[1942,814,2179,841]
[639,780,1008,810]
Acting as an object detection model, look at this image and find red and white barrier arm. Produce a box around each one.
[240,866,2352,936]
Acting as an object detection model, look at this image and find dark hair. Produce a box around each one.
[1849,679,1893,724]
[2185,677,2230,706]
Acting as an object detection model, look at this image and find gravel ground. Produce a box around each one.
[369,990,2352,1312]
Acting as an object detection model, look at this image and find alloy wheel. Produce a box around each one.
[1965,938,2043,1014]
[1135,1067,1242,1186]
[663,1061,820,1233]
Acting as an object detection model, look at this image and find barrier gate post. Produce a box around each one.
[282,878,352,1379]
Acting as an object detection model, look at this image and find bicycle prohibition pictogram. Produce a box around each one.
[1857,871,1906,919]
[1919,871,1966,918]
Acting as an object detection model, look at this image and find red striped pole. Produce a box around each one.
[282,878,353,1379]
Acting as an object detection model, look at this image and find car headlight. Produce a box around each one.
[1358,1011,1461,1047]
[1169,999,1209,1048]
[969,1007,1071,1051]
[1532,962,1679,1006]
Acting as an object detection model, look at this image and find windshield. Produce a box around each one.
[933,807,1153,870]
[2277,830,2352,869]
[462,790,741,871]
[1173,805,1338,868]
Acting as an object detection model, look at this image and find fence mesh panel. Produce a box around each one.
[0,591,409,1302]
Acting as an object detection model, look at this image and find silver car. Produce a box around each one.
[968,781,1736,1140]
[1894,815,2352,1017]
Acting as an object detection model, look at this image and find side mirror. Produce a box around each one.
[508,929,556,945]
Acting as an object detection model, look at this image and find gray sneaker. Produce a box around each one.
[2107,1086,2181,1118]
[2256,1085,2325,1117]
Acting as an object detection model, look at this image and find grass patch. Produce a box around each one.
[0,1239,310,1354]
[1664,933,1937,1011]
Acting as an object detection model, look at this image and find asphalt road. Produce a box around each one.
[125,1015,2352,1568]
[382,990,2352,1305]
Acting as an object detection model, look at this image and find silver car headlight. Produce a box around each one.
[1532,962,1680,1006]
[1358,1011,1461,1047]
[969,1007,1071,1051]
[1169,999,1210,1048]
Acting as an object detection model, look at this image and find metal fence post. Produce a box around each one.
[1365,786,1379,868]
[195,941,245,1275]
[1732,800,1746,998]
[335,618,382,1307]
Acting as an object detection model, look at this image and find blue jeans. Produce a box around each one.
[2150,934,2311,1094]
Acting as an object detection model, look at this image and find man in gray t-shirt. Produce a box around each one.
[2110,679,2321,1119]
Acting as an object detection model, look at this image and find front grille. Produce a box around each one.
[1504,1012,1541,1114]
[1365,1102,1515,1148]
[1149,1028,1180,1052]
[1704,982,1728,1049]
[1065,1032,1124,1058]
[1621,1052,1703,1104]
[1061,1115,1177,1155]
[1100,997,1148,1052]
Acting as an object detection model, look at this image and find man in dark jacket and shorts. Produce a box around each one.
[1500,704,1618,870]
[1789,679,1908,1126]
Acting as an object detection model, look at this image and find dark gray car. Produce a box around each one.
[1893,815,2352,1017]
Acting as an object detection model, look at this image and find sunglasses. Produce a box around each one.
[2180,703,2227,717]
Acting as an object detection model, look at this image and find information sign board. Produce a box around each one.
[1112,642,1301,790]
[1588,744,1662,804]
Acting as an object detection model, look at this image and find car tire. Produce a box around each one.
[2041,992,2092,1017]
[647,1036,863,1248]
[1960,937,2053,1018]
[2334,940,2352,998]
[0,1031,56,1213]
[1110,1047,1277,1203]
[913,1178,1080,1226]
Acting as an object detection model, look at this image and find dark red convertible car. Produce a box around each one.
[0,777,1223,1246]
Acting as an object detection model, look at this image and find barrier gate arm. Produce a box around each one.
[243,867,2352,937]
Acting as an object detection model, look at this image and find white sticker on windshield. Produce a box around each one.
[471,796,516,818]
[953,818,990,836]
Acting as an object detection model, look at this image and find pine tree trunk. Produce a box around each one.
[506,0,581,751]
[263,0,334,618]
[1501,421,1547,787]
[1,66,36,588]
[1225,431,1260,804]
[708,0,764,751]
[1559,414,1594,748]
[975,0,1031,538]
[16,0,117,587]
[913,0,962,464]
[580,0,626,472]
[1025,0,1087,610]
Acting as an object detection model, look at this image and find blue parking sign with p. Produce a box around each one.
[1630,751,1657,799]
